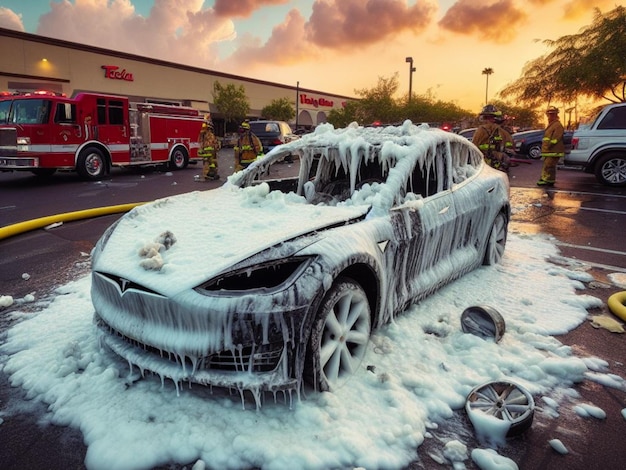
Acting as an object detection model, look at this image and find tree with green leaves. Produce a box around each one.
[353,73,402,124]
[327,100,361,128]
[500,6,626,106]
[261,97,295,121]
[212,81,250,133]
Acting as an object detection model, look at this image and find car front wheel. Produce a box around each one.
[527,144,542,160]
[595,153,626,187]
[308,277,371,392]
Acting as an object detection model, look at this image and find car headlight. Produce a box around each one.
[195,256,313,294]
[17,137,31,145]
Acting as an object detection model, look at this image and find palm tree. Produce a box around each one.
[482,68,494,105]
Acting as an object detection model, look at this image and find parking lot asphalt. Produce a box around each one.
[1,153,625,470]
[410,159,626,469]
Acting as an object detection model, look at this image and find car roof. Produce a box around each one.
[232,120,485,202]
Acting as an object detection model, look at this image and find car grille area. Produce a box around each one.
[91,271,301,392]
[96,317,284,373]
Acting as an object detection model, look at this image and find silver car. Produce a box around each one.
[91,121,510,402]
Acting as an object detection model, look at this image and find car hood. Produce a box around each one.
[92,183,370,296]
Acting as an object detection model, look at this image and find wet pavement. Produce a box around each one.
[1,154,625,469]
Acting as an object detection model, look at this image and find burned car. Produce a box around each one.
[91,121,510,402]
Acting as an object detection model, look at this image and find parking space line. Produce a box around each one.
[554,241,626,258]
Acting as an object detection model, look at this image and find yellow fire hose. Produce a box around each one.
[608,291,626,322]
[0,202,147,241]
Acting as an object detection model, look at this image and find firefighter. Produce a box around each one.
[537,106,565,187]
[472,105,514,172]
[197,115,220,181]
[234,121,263,172]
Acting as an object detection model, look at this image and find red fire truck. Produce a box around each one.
[0,91,207,180]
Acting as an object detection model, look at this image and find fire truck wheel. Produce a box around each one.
[169,146,189,170]
[77,147,107,180]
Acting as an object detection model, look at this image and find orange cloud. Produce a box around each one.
[214,0,289,18]
[439,0,527,43]
[306,0,436,49]
[34,0,233,69]
[0,6,25,31]
[562,0,615,20]
[225,8,313,67]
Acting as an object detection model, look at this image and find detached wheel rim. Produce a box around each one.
[466,381,535,437]
[319,283,371,390]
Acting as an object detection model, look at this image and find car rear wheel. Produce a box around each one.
[483,212,508,265]
[308,277,371,392]
[594,153,626,187]
[527,144,542,160]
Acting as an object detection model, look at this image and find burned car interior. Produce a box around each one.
[239,138,472,206]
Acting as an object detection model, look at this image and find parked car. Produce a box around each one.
[219,132,238,148]
[90,122,510,400]
[512,129,573,159]
[249,120,300,153]
[458,127,477,142]
[565,103,626,186]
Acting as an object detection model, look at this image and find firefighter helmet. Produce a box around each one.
[480,104,499,117]
[240,121,250,130]
[546,106,559,114]
[202,113,214,130]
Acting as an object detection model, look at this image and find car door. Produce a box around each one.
[387,144,459,311]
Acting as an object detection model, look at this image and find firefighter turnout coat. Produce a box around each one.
[234,131,263,171]
[541,119,565,158]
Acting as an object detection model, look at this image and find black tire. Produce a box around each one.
[482,212,508,265]
[465,381,535,438]
[594,153,626,187]
[308,277,371,392]
[527,144,542,160]
[76,147,106,180]
[169,146,189,170]
[31,168,56,177]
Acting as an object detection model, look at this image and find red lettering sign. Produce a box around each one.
[299,93,333,108]
[101,65,134,82]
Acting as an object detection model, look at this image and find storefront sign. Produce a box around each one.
[101,65,134,82]
[299,93,333,108]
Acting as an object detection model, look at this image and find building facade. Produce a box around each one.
[0,27,353,134]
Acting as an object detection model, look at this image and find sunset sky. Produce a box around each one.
[0,0,616,112]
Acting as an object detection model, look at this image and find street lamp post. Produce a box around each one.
[295,81,299,129]
[406,57,416,104]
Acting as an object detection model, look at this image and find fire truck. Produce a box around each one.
[0,91,207,180]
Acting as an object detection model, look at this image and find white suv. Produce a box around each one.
[565,103,626,186]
